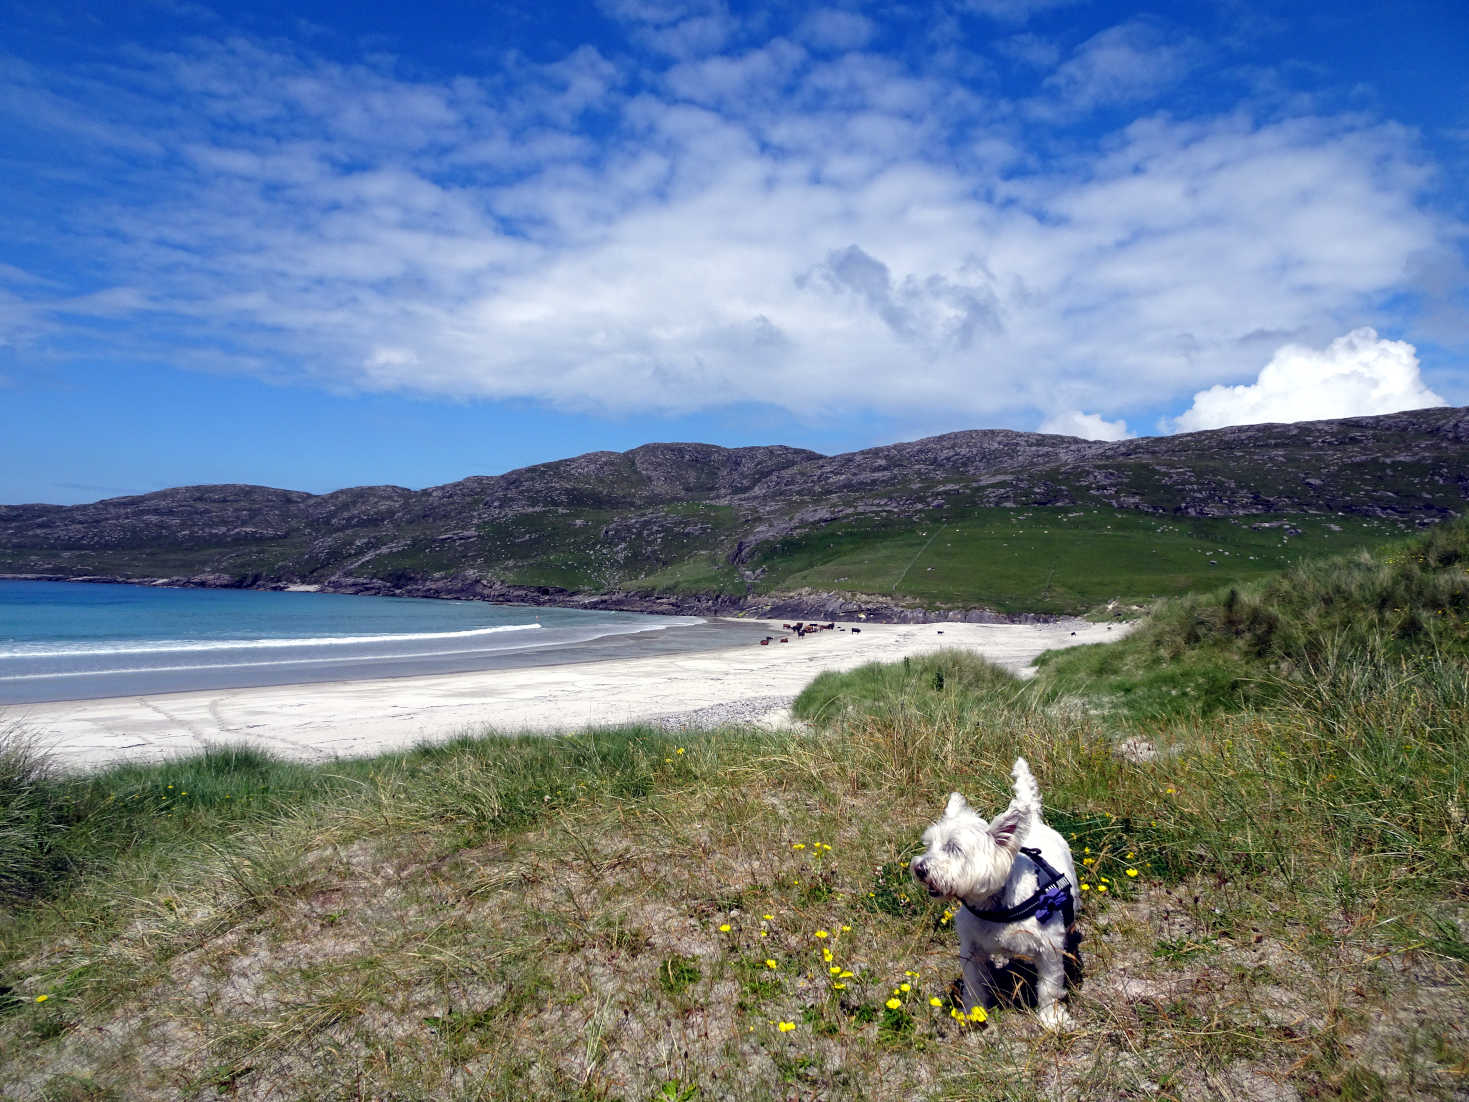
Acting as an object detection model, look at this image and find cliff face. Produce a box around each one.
[2,407,1466,617]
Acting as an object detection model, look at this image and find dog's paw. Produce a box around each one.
[1037,1003,1074,1031]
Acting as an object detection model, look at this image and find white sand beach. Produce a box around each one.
[6,618,1124,772]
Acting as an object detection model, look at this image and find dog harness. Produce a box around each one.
[964,847,1075,927]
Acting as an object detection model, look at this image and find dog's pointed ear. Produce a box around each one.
[987,806,1025,852]
[944,791,968,817]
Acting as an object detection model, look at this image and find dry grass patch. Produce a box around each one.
[6,713,1463,1100]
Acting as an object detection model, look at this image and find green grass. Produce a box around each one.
[5,503,1419,619]
[2,519,1466,1099]
[624,554,747,595]
[793,649,1027,727]
[750,507,1408,614]
[1034,514,1469,720]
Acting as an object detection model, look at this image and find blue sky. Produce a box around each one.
[2,0,1466,505]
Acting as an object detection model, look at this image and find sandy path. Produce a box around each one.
[4,619,1124,771]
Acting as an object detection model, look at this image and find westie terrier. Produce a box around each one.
[911,757,1082,1029]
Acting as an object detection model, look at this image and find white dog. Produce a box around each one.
[910,757,1081,1029]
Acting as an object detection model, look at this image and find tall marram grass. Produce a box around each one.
[1034,513,1469,720]
[0,727,66,901]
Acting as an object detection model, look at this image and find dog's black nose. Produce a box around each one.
[911,857,927,880]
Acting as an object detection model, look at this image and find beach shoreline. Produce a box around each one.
[3,618,1125,773]
[0,608,768,707]
[0,571,1062,627]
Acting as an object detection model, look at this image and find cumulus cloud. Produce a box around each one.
[1170,328,1447,432]
[1038,411,1133,440]
[0,16,1460,428]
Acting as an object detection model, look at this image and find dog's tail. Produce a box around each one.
[1011,757,1041,818]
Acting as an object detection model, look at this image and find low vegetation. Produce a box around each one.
[745,507,1410,615]
[0,505,1418,619]
[1035,514,1469,720]
[2,521,1466,1099]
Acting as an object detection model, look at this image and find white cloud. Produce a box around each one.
[994,33,1060,70]
[0,21,1461,430]
[1038,411,1133,440]
[1170,328,1447,432]
[796,10,876,52]
[1036,18,1198,117]
[958,0,1085,25]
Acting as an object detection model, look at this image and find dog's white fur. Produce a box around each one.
[911,757,1079,1029]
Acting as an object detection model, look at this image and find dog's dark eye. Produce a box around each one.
[943,840,963,857]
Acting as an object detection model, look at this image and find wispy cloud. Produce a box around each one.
[795,10,877,52]
[1034,17,1200,118]
[0,10,1461,432]
[958,0,1086,26]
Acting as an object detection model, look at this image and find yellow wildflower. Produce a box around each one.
[929,997,942,1007]
[899,983,911,993]
[968,1006,987,1022]
[718,923,731,933]
[777,1021,795,1032]
[765,959,777,969]
[35,994,49,1003]
[885,998,901,1010]
[1126,868,1139,877]
[814,929,829,939]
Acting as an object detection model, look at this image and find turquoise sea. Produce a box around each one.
[0,581,712,704]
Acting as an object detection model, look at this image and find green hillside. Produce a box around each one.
[737,507,1413,614]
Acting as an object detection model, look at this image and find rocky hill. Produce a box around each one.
[3,406,1466,619]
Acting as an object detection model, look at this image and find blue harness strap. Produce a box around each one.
[964,847,1076,927]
